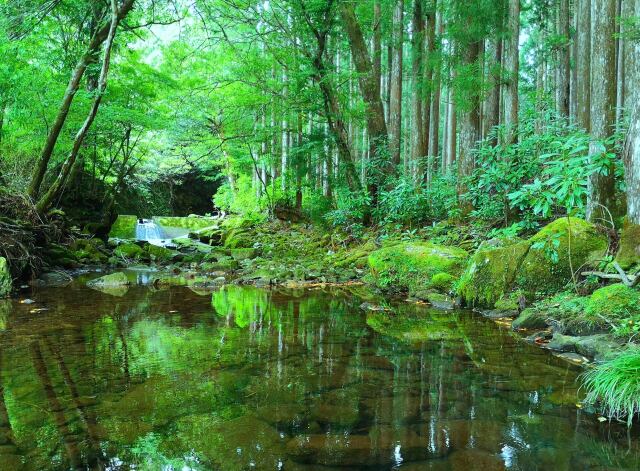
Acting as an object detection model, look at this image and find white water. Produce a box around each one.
[135,220,166,246]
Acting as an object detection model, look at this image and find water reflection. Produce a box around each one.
[0,283,637,470]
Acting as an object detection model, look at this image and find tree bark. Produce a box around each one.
[501,0,519,144]
[576,0,591,132]
[555,0,571,117]
[28,0,135,199]
[586,0,617,222]
[389,0,404,166]
[36,0,126,213]
[483,37,501,141]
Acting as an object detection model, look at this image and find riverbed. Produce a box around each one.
[0,278,638,470]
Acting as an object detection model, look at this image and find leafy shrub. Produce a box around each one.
[213,175,267,225]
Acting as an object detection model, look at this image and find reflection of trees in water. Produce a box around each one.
[0,286,636,469]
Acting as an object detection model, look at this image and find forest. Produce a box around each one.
[1,0,640,468]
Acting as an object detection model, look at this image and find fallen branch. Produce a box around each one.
[581,270,638,287]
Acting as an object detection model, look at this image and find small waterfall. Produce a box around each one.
[135,219,166,245]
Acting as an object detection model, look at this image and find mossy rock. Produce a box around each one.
[585,284,640,321]
[108,215,137,239]
[114,242,145,259]
[201,258,239,271]
[223,228,254,249]
[615,220,640,270]
[72,239,108,263]
[156,216,218,231]
[189,227,222,245]
[512,308,549,330]
[515,217,608,297]
[230,248,258,261]
[430,272,457,292]
[368,242,468,296]
[145,244,179,263]
[87,272,130,288]
[0,258,11,298]
[457,238,531,308]
[43,244,79,268]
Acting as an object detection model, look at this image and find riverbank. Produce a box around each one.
[2,213,639,425]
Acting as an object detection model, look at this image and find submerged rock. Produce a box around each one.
[86,272,131,296]
[87,272,130,288]
[368,242,468,297]
[0,257,11,298]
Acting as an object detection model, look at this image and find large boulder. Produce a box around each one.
[368,242,468,297]
[515,217,607,297]
[0,257,11,298]
[458,238,530,307]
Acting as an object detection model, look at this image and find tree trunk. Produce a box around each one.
[27,0,135,199]
[281,67,289,192]
[586,0,617,222]
[389,0,404,166]
[502,0,519,144]
[36,0,124,213]
[457,40,481,209]
[622,0,640,224]
[411,0,425,165]
[428,7,442,164]
[555,0,571,117]
[373,0,382,100]
[576,0,591,132]
[340,2,390,208]
[483,37,502,141]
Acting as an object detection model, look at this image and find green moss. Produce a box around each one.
[0,258,11,298]
[368,242,468,296]
[511,308,549,330]
[615,220,640,270]
[145,244,178,262]
[108,215,137,239]
[223,228,254,249]
[201,258,239,271]
[585,284,640,320]
[457,238,531,308]
[72,239,108,263]
[430,272,456,292]
[513,291,593,334]
[230,248,258,261]
[114,243,145,259]
[515,217,608,297]
[155,216,219,232]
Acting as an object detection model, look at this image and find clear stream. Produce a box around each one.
[0,278,638,470]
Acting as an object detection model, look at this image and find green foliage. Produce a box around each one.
[214,176,267,225]
[582,347,640,426]
[471,105,620,224]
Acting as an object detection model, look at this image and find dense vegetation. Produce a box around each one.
[1,0,640,426]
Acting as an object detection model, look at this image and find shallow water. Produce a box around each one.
[0,280,638,470]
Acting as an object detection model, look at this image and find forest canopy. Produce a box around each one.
[0,0,639,234]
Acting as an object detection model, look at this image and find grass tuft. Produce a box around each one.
[581,347,640,426]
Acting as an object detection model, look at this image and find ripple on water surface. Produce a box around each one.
[0,281,638,470]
